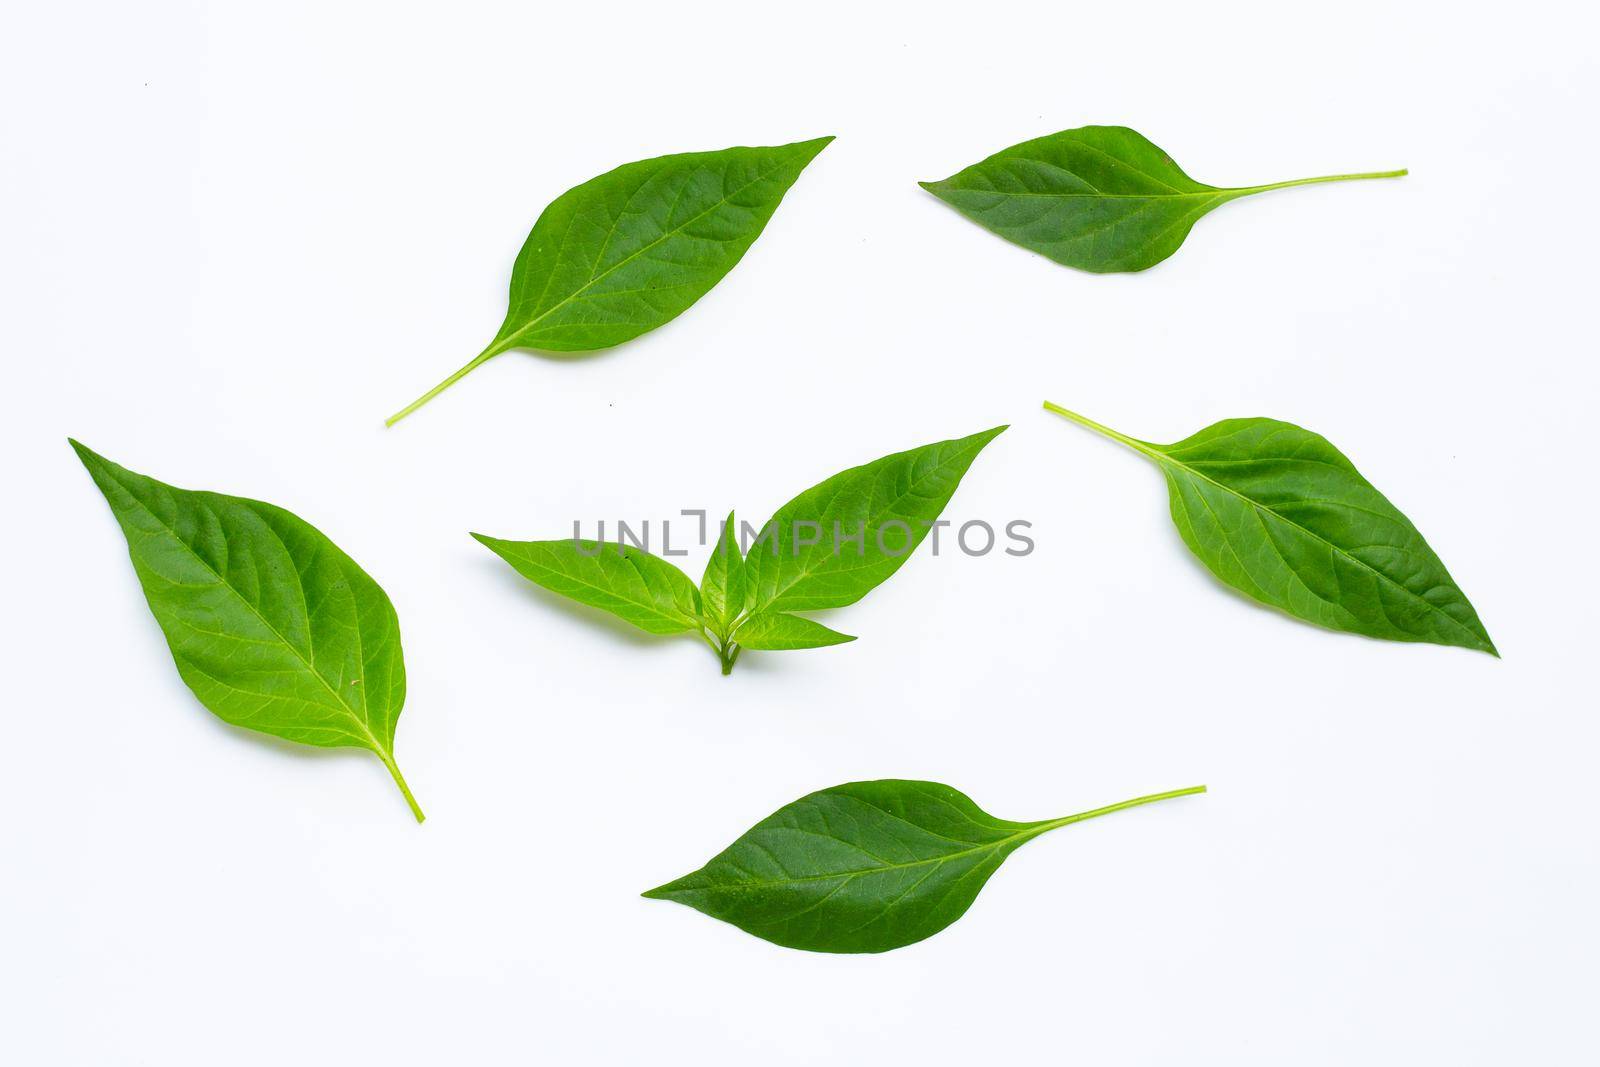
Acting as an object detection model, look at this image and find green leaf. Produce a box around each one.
[644,780,1204,953]
[1043,403,1496,654]
[472,533,701,636]
[920,125,1405,273]
[699,511,747,639]
[70,440,424,821]
[475,428,1001,674]
[388,136,833,424]
[744,426,1007,614]
[732,611,855,651]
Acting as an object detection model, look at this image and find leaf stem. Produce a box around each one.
[1042,400,1163,461]
[379,752,426,823]
[1239,168,1407,195]
[385,340,505,427]
[1037,784,1205,833]
[695,626,740,675]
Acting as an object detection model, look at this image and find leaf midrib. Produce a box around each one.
[656,822,1043,895]
[938,188,1230,201]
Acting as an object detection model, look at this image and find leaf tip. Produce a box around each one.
[794,134,836,159]
[640,883,673,900]
[975,424,1009,447]
[68,437,106,472]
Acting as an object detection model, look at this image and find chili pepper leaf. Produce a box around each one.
[389,136,833,424]
[699,511,747,639]
[743,426,1007,614]
[1044,404,1496,653]
[70,440,424,820]
[477,428,1001,673]
[645,780,1204,953]
[731,611,854,651]
[920,125,1405,273]
[471,533,701,635]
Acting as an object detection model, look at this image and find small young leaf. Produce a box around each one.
[920,125,1405,273]
[732,612,855,650]
[475,428,1002,674]
[644,780,1204,953]
[388,137,833,424]
[71,441,424,821]
[699,511,747,639]
[743,426,1007,614]
[471,534,701,635]
[1044,403,1496,654]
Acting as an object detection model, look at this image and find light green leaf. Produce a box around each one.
[744,426,1006,614]
[71,440,424,821]
[921,125,1405,273]
[1044,403,1496,654]
[732,611,855,651]
[645,780,1204,953]
[699,511,747,639]
[476,427,1002,674]
[389,137,833,424]
[472,533,701,636]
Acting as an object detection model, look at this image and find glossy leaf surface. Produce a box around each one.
[645,780,1204,953]
[743,426,1007,613]
[731,611,854,650]
[477,428,1001,674]
[699,511,748,639]
[921,125,1405,273]
[71,441,424,820]
[1044,404,1496,653]
[471,534,701,635]
[389,137,832,423]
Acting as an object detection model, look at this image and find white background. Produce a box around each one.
[3,1,1596,1062]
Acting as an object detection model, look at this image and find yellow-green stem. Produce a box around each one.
[1034,784,1205,833]
[385,340,505,427]
[379,753,425,823]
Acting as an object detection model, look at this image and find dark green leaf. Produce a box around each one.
[743,426,1007,614]
[471,533,701,635]
[71,440,424,820]
[921,125,1405,273]
[732,611,854,650]
[645,780,1204,953]
[1044,403,1496,654]
[389,137,833,424]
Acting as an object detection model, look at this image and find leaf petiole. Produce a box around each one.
[1033,784,1205,834]
[386,339,509,427]
[379,752,426,823]
[1042,400,1163,461]
[1237,168,1408,196]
